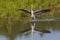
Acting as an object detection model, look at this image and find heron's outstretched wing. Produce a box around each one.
[34,28,51,33]
[34,9,51,15]
[19,8,31,14]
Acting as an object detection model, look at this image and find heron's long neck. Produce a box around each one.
[31,5,35,19]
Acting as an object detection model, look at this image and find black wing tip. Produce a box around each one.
[17,8,31,13]
[17,8,27,11]
[45,9,51,11]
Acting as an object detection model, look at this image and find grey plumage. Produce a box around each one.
[34,9,51,15]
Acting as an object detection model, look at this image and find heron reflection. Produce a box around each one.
[20,23,51,34]
[31,23,51,33]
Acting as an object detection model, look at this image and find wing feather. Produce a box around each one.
[19,8,31,14]
[34,9,51,15]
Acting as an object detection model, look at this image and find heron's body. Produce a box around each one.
[31,10,36,19]
[31,9,35,19]
[30,5,36,19]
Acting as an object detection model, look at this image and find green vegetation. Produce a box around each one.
[0,0,60,36]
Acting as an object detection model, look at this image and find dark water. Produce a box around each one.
[0,20,60,40]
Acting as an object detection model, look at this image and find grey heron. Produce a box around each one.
[18,5,51,19]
